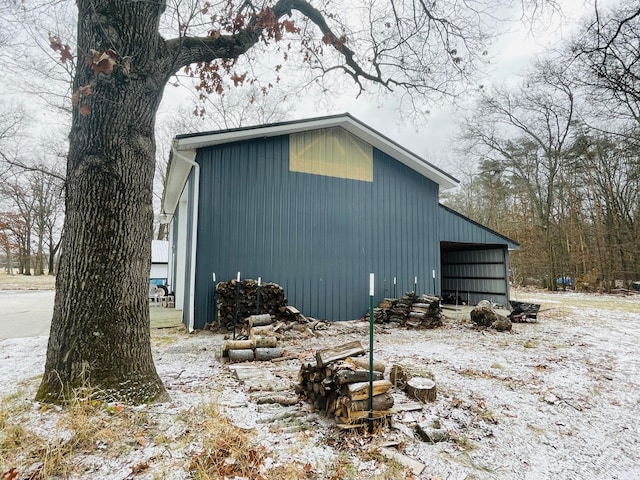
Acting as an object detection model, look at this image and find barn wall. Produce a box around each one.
[192,134,441,328]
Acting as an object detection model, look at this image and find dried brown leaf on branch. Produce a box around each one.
[48,34,73,63]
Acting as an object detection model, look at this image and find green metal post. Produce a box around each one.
[233,272,240,340]
[414,276,417,294]
[393,276,396,298]
[368,273,375,433]
[212,273,218,327]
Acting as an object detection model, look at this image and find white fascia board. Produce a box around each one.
[173,115,459,190]
[339,117,459,190]
[163,148,197,215]
[172,117,340,151]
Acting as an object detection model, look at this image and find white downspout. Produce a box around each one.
[171,146,199,333]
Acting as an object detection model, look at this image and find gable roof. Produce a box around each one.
[163,114,459,214]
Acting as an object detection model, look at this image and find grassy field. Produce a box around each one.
[0,272,56,290]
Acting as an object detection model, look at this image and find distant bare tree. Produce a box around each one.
[460,60,576,287]
[570,1,640,126]
[0,178,36,274]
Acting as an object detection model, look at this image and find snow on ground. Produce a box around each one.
[1,289,639,479]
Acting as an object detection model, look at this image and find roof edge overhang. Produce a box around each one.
[439,203,521,250]
[170,113,459,191]
[162,147,197,215]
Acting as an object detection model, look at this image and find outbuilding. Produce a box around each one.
[161,114,519,331]
[150,240,169,285]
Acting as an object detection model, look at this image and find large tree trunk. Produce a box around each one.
[36,0,169,404]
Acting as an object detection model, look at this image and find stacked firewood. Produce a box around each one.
[389,292,416,323]
[222,314,283,361]
[216,279,287,328]
[374,292,442,328]
[373,298,394,323]
[297,341,394,426]
[407,294,443,328]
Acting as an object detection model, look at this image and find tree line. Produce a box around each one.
[444,2,640,291]
[0,167,64,275]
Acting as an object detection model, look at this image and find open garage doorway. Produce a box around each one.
[440,242,511,308]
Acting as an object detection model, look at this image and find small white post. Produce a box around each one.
[432,269,436,295]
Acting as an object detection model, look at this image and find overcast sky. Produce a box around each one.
[151,1,609,184]
[311,2,597,173]
[282,1,610,181]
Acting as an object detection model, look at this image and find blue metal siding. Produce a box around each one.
[438,204,519,248]
[193,135,440,328]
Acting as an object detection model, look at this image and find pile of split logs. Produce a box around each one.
[373,292,443,328]
[297,341,394,426]
[222,314,283,362]
[216,279,287,329]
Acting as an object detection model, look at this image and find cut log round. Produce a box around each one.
[253,336,278,348]
[255,394,299,406]
[228,349,255,362]
[255,347,283,361]
[345,392,395,412]
[250,325,275,337]
[248,314,273,327]
[222,339,256,353]
[406,377,437,403]
[336,369,384,385]
[345,356,385,373]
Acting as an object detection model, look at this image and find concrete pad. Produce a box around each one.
[0,290,55,339]
[0,290,183,340]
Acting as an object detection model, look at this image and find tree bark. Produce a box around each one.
[36,0,170,404]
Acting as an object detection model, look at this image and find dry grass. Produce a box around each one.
[0,385,165,479]
[514,288,640,314]
[2,388,403,480]
[0,272,56,290]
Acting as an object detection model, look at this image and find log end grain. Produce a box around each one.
[406,377,437,403]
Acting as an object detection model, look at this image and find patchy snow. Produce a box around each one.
[1,290,639,479]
